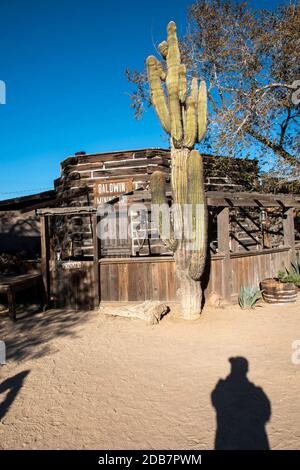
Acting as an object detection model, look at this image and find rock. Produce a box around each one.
[207,291,221,308]
[0,304,7,315]
[100,300,169,324]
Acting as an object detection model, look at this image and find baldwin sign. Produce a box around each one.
[94,179,133,205]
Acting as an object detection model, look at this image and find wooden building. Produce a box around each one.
[0,147,299,310]
[0,190,56,257]
[31,148,300,310]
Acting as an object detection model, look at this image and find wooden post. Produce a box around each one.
[283,207,296,263]
[7,288,16,321]
[217,207,232,301]
[92,214,100,309]
[40,215,50,306]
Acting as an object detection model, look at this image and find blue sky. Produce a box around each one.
[0,0,289,199]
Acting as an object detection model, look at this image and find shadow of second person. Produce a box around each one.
[211,357,271,450]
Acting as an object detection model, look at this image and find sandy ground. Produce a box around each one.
[0,299,300,450]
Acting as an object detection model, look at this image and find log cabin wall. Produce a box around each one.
[54,148,258,205]
[54,149,171,207]
[54,149,171,258]
[52,148,259,260]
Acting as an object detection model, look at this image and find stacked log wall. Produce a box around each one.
[53,148,259,259]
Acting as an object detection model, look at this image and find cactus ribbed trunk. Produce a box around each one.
[171,148,205,319]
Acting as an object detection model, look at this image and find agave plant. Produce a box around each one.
[238,286,262,310]
[291,253,300,276]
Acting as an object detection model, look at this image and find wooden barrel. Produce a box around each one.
[261,278,297,304]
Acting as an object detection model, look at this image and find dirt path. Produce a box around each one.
[0,300,300,449]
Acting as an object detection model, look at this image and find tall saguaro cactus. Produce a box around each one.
[147,21,208,320]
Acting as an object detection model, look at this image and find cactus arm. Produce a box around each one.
[165,21,183,144]
[197,80,207,142]
[187,150,207,281]
[184,78,198,149]
[150,171,177,251]
[146,56,170,134]
[158,41,168,59]
[166,21,181,67]
[150,171,167,206]
[167,88,183,145]
[156,60,167,81]
[178,64,187,104]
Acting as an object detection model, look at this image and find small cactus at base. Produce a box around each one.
[238,286,262,310]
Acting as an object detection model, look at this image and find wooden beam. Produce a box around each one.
[206,191,300,208]
[92,214,100,309]
[230,246,290,259]
[37,206,96,216]
[40,215,50,306]
[36,192,300,215]
[217,207,232,301]
[207,190,300,202]
[60,148,170,168]
[283,207,296,262]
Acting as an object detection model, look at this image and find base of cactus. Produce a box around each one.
[176,269,202,320]
[177,281,202,320]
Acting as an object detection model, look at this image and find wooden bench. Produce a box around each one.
[0,274,46,321]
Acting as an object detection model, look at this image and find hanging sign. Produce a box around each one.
[61,261,83,270]
[93,178,133,205]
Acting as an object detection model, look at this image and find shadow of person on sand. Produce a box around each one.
[0,370,30,421]
[211,357,271,450]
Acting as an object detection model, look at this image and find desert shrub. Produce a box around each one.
[278,254,300,288]
[238,286,261,309]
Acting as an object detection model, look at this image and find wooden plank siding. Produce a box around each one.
[49,260,95,310]
[230,248,290,298]
[100,258,177,302]
[47,246,298,307]
[98,247,291,303]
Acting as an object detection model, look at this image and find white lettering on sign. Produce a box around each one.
[97,182,127,194]
[95,196,116,205]
[61,261,83,270]
[94,179,133,206]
